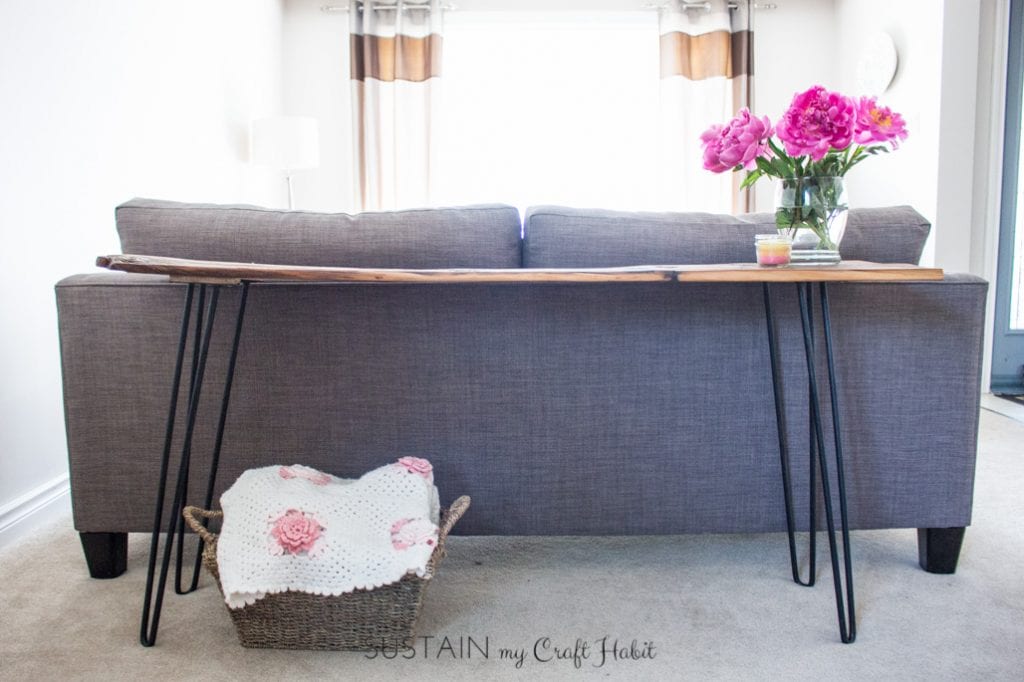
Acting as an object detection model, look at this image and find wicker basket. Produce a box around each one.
[182,495,470,650]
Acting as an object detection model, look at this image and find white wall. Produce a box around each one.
[934,0,982,274]
[0,0,284,541]
[283,0,353,211]
[750,0,838,211]
[834,0,993,274]
[833,0,945,265]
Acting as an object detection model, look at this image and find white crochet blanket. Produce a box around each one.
[216,460,440,609]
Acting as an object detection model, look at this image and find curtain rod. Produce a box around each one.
[321,3,456,11]
[321,2,776,12]
[646,2,778,9]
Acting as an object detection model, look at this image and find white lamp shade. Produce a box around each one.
[250,116,320,170]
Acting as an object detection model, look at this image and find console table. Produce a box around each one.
[95,255,943,646]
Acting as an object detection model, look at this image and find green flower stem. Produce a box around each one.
[775,176,847,251]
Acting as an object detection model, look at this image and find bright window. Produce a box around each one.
[435,12,664,212]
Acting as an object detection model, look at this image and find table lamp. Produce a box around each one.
[250,116,320,209]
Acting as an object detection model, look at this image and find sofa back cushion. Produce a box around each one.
[522,205,930,267]
[116,198,523,268]
[827,206,931,264]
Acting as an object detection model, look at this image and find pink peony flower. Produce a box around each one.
[853,97,908,148]
[278,465,332,486]
[775,85,856,161]
[699,108,774,173]
[394,456,434,482]
[269,509,324,556]
[390,517,438,551]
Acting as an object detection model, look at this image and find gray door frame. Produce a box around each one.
[992,0,1024,394]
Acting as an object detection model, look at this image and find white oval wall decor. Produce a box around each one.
[855,31,899,96]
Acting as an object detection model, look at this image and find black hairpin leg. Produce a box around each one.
[763,283,815,587]
[173,285,207,594]
[797,282,856,644]
[141,283,193,645]
[182,282,250,593]
[140,282,250,646]
[817,282,856,642]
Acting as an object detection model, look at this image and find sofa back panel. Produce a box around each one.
[58,275,985,535]
[523,205,930,267]
[116,198,523,268]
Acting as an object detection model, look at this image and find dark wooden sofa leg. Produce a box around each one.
[917,527,966,574]
[79,532,128,579]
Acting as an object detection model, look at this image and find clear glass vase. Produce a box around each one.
[774,176,849,264]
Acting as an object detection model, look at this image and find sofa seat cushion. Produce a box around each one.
[116,198,523,268]
[523,205,930,267]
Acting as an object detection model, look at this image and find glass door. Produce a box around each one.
[993,0,1024,395]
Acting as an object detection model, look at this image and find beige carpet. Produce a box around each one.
[2,410,1023,681]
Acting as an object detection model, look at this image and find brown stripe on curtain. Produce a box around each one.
[659,30,753,80]
[350,33,443,82]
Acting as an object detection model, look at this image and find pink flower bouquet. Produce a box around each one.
[701,85,907,183]
[700,85,907,251]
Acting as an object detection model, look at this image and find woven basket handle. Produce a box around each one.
[438,495,471,542]
[182,506,223,545]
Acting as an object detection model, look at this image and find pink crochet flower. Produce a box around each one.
[269,509,324,556]
[278,465,332,486]
[390,518,438,550]
[775,85,856,160]
[853,97,908,148]
[394,456,434,482]
[699,108,773,173]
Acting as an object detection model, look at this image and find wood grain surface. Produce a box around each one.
[672,261,944,282]
[96,254,944,285]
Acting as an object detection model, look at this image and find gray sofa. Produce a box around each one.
[56,199,986,578]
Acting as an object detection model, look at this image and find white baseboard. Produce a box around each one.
[0,474,72,552]
[981,393,1024,425]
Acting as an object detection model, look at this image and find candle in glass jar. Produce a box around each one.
[755,235,792,266]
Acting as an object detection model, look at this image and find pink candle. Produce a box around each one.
[755,236,792,267]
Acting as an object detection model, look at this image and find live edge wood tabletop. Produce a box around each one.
[96,254,945,285]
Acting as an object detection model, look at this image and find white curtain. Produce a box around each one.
[658,0,753,213]
[350,0,442,211]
